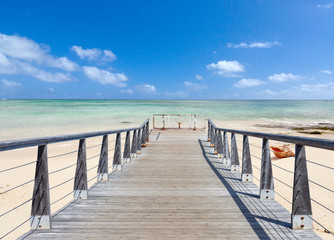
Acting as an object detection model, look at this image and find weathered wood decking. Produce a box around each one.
[21,130,320,239]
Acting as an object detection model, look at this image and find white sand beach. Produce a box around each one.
[0,120,334,239]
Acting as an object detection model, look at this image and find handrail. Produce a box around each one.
[208,119,334,151]
[208,118,334,233]
[0,119,149,151]
[0,118,150,239]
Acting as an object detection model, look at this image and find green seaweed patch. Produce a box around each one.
[318,126,334,131]
[298,131,322,135]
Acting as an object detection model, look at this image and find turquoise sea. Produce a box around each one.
[1,100,334,141]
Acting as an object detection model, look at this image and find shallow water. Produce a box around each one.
[1,99,333,140]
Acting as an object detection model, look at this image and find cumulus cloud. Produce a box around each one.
[1,79,21,87]
[18,62,73,83]
[103,50,117,62]
[71,46,117,62]
[195,74,203,80]
[321,70,332,74]
[234,78,265,88]
[298,82,334,93]
[136,84,157,93]
[0,33,78,72]
[120,89,133,94]
[206,60,245,77]
[261,82,334,99]
[268,73,303,83]
[184,81,208,91]
[317,3,332,9]
[0,52,17,74]
[83,66,127,86]
[227,41,281,48]
[52,57,79,72]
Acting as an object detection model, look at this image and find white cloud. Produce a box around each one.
[0,33,78,72]
[227,41,281,48]
[0,52,17,74]
[184,81,208,91]
[52,57,79,72]
[321,70,332,74]
[103,50,117,62]
[317,3,332,9]
[260,82,334,99]
[49,88,54,92]
[298,82,334,93]
[234,78,265,88]
[0,33,48,62]
[268,73,303,83]
[195,74,203,80]
[71,45,117,62]
[136,84,157,93]
[206,60,245,77]
[120,89,133,94]
[18,62,73,83]
[83,66,127,86]
[1,79,21,87]
[71,46,100,60]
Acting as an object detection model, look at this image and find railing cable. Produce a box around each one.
[0,195,37,218]
[48,149,77,159]
[0,178,34,196]
[0,160,36,174]
[0,216,33,239]
[307,160,334,171]
[49,177,75,191]
[49,162,77,175]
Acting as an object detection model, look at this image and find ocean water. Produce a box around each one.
[0,99,333,141]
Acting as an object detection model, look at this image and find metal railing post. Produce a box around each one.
[113,133,122,171]
[241,135,253,182]
[162,114,165,130]
[214,129,218,154]
[146,121,149,142]
[210,126,215,148]
[30,144,51,229]
[131,129,137,158]
[97,135,108,181]
[193,114,197,130]
[291,144,312,229]
[223,131,231,168]
[141,125,147,147]
[230,133,240,172]
[216,130,223,159]
[207,122,211,142]
[123,131,131,163]
[259,138,274,200]
[74,139,88,199]
[137,129,142,154]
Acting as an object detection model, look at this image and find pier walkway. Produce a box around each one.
[21,130,320,239]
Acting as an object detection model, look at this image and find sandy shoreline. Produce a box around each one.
[0,121,333,239]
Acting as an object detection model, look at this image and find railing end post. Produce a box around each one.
[241,173,253,182]
[97,173,109,182]
[291,215,313,230]
[259,189,274,200]
[30,215,51,230]
[230,164,240,172]
[74,190,88,200]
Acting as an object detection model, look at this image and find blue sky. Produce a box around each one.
[0,0,333,99]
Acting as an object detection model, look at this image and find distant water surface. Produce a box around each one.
[0,100,333,140]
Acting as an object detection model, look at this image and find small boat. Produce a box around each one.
[270,145,295,158]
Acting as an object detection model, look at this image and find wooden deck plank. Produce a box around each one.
[20,130,321,239]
